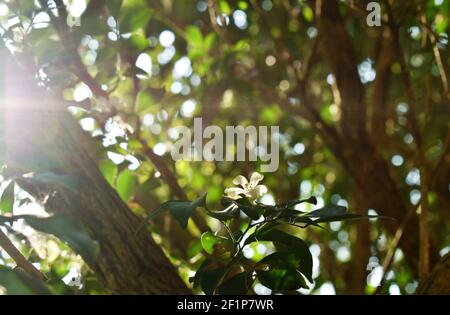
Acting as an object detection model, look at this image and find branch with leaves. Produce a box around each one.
[150,172,390,294]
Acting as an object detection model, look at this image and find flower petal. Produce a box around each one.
[249,172,264,187]
[255,185,268,196]
[232,175,249,188]
[224,187,248,200]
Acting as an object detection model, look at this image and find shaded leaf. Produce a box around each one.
[257,267,307,291]
[206,203,239,221]
[201,267,227,295]
[0,181,14,213]
[218,271,253,295]
[32,172,78,193]
[0,266,52,295]
[245,227,312,282]
[106,0,123,16]
[285,196,317,208]
[305,205,347,218]
[148,194,207,228]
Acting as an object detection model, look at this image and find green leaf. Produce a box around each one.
[219,0,232,14]
[0,267,33,295]
[285,196,317,208]
[106,0,123,16]
[206,203,239,220]
[99,159,118,186]
[119,8,153,33]
[245,227,313,282]
[204,33,216,50]
[32,172,79,193]
[303,6,314,23]
[187,239,203,259]
[0,266,52,295]
[0,181,14,213]
[148,194,207,228]
[233,198,260,220]
[201,232,227,254]
[190,258,228,295]
[257,266,307,291]
[186,26,203,46]
[129,34,149,51]
[0,214,98,267]
[218,272,254,295]
[190,259,212,289]
[135,89,154,113]
[201,267,227,295]
[301,205,392,225]
[116,169,137,201]
[305,205,347,218]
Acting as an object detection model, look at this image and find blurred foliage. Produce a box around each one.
[0,0,449,295]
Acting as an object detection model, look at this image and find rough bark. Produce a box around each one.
[1,47,190,294]
[417,252,450,295]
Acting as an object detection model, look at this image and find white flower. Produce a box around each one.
[224,172,268,201]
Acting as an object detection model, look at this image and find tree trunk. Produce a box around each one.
[1,47,190,294]
[417,252,450,294]
[316,0,437,275]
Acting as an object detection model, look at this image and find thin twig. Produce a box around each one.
[0,228,47,281]
[374,204,418,295]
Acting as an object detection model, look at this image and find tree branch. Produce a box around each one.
[0,228,47,281]
[316,0,367,143]
[371,28,395,145]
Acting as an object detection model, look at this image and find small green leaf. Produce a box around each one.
[186,26,203,46]
[201,232,227,254]
[129,34,149,51]
[204,33,216,50]
[149,194,207,228]
[99,159,118,186]
[0,181,14,213]
[219,0,232,14]
[119,8,153,33]
[116,169,137,201]
[187,239,203,259]
[135,89,154,113]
